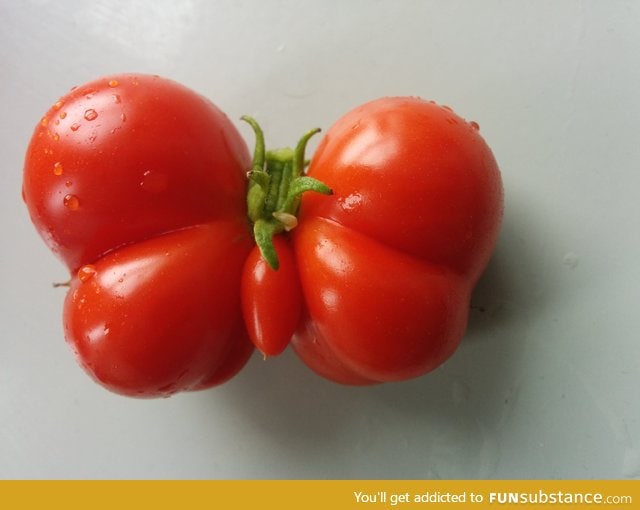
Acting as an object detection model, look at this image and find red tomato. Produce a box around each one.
[287,97,503,384]
[23,74,254,396]
[241,237,302,357]
[25,80,502,394]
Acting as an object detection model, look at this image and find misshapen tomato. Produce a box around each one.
[25,81,502,395]
[23,75,254,396]
[289,97,503,384]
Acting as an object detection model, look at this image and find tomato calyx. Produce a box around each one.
[242,116,332,270]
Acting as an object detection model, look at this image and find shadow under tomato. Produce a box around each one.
[194,348,383,477]
[466,197,549,339]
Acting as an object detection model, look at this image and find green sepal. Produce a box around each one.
[242,116,329,270]
[253,219,280,270]
[282,176,333,213]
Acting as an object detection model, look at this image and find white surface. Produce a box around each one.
[2,0,639,479]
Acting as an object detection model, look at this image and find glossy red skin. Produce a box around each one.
[290,97,503,385]
[23,74,254,397]
[241,236,302,356]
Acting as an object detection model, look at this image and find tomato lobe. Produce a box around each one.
[23,74,250,272]
[291,97,503,384]
[24,74,255,397]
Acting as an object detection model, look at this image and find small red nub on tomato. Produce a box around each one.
[241,238,302,356]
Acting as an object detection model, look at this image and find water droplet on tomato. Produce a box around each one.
[108,79,119,88]
[63,194,80,211]
[77,264,97,282]
[84,109,98,121]
[65,180,73,187]
[120,112,126,122]
[53,162,64,175]
[112,94,121,104]
[469,120,480,131]
[52,132,60,141]
[339,192,362,211]
[70,123,80,132]
[59,111,67,119]
[41,117,49,127]
[140,170,168,193]
[53,100,64,110]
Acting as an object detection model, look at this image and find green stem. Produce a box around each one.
[242,117,332,270]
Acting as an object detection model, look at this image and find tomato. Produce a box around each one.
[243,97,503,384]
[23,74,254,396]
[241,237,302,357]
[24,78,502,394]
